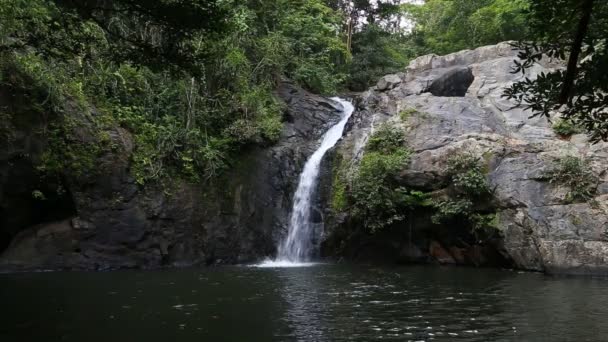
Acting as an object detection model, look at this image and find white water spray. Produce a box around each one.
[257,98,354,267]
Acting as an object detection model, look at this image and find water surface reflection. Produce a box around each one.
[2,265,608,341]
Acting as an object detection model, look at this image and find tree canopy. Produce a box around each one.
[338,0,531,90]
[1,0,229,74]
[0,0,348,184]
[406,0,530,56]
[503,0,608,142]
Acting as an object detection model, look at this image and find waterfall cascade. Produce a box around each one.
[258,98,354,267]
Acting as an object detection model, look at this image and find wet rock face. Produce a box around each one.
[326,42,608,275]
[0,86,78,259]
[0,81,342,271]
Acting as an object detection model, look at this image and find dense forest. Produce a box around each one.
[0,0,606,186]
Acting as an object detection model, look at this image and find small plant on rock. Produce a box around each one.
[470,213,500,234]
[447,152,490,196]
[330,154,349,212]
[31,190,47,201]
[366,124,406,153]
[399,108,418,121]
[552,119,583,137]
[431,199,473,224]
[546,156,598,203]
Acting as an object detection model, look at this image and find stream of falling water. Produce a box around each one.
[258,98,354,267]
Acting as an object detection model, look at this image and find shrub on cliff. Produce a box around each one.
[446,153,490,197]
[552,119,583,138]
[347,124,413,232]
[432,152,499,241]
[546,156,598,203]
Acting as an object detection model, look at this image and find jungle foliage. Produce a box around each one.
[330,0,532,90]
[328,124,425,233]
[331,131,499,239]
[0,0,348,184]
[350,124,412,232]
[406,0,530,56]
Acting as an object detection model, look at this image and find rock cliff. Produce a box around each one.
[0,81,342,271]
[323,43,608,275]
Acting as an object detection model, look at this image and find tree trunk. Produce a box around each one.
[347,11,355,53]
[559,0,594,105]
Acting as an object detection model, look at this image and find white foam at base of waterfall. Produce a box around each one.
[253,259,320,268]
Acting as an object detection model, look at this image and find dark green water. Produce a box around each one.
[1,264,607,341]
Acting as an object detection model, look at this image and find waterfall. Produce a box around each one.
[258,98,354,267]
